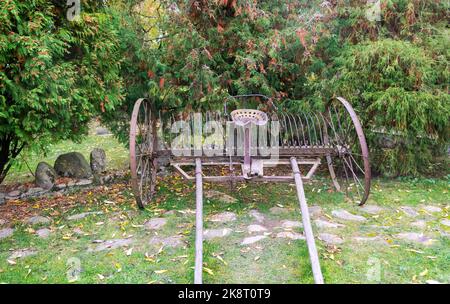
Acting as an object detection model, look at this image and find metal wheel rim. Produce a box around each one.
[130,98,156,209]
[325,97,371,205]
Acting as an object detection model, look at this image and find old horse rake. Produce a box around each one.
[129,95,371,284]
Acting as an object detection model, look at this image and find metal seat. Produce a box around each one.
[231,109,268,126]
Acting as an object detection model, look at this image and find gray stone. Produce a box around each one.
[280,220,303,229]
[204,190,237,204]
[352,236,386,244]
[249,210,265,223]
[55,183,67,190]
[164,210,176,216]
[75,179,93,186]
[308,206,323,218]
[332,209,367,222]
[149,235,184,248]
[67,211,103,221]
[247,224,268,233]
[319,233,344,245]
[36,228,51,238]
[0,193,5,205]
[399,206,419,218]
[241,235,267,245]
[411,220,427,229]
[7,190,21,198]
[276,231,305,240]
[0,227,14,239]
[90,148,107,174]
[144,218,167,230]
[204,228,232,240]
[9,249,37,260]
[395,232,434,245]
[35,162,57,190]
[54,152,92,179]
[0,219,7,226]
[314,219,345,229]
[360,205,384,214]
[269,206,288,214]
[209,211,237,223]
[421,206,442,213]
[95,127,111,136]
[26,215,51,226]
[90,238,134,252]
[25,187,45,197]
[440,219,450,227]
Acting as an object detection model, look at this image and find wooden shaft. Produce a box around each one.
[194,158,203,284]
[290,157,324,284]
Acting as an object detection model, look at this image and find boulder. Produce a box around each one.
[35,162,57,190]
[90,148,107,174]
[54,152,92,178]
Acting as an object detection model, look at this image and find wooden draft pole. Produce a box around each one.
[290,157,324,284]
[194,158,204,284]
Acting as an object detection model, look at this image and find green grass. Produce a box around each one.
[0,177,448,284]
[1,129,449,283]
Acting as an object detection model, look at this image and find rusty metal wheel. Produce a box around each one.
[325,97,371,205]
[130,98,157,209]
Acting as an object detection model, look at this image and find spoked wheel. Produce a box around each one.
[324,97,371,205]
[130,98,157,209]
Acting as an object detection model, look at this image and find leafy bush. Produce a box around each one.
[0,0,149,182]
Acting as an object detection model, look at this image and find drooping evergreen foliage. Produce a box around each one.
[0,0,150,182]
[0,0,448,180]
[122,0,448,176]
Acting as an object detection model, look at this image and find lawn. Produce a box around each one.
[0,129,449,284]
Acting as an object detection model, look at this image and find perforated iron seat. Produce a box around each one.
[230,109,268,126]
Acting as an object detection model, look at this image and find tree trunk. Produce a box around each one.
[0,135,25,184]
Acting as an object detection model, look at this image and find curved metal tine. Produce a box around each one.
[146,104,153,152]
[332,104,346,145]
[308,112,320,147]
[282,114,292,147]
[203,111,208,152]
[286,113,296,147]
[270,113,280,149]
[171,112,176,150]
[328,106,342,147]
[297,113,306,147]
[158,110,166,150]
[313,113,325,146]
[302,113,313,147]
[317,112,329,147]
[141,102,148,153]
[137,107,146,155]
[288,114,301,148]
[190,112,195,150]
[217,111,228,155]
[279,113,288,148]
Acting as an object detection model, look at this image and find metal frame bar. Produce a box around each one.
[194,158,203,284]
[171,158,321,182]
[290,157,324,284]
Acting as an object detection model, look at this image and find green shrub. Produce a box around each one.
[308,39,449,176]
